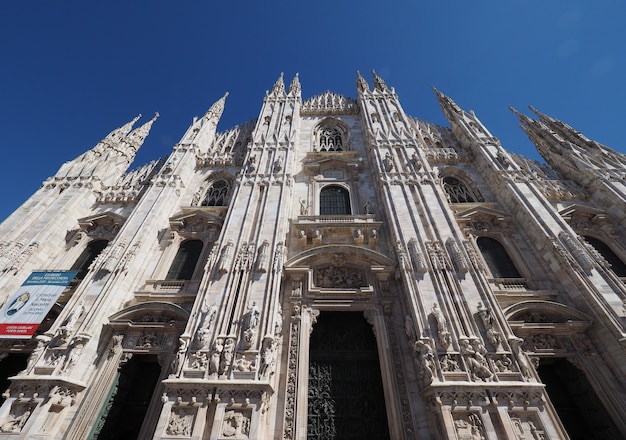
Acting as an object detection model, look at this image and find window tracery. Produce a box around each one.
[201,179,231,207]
[318,127,343,152]
[443,176,482,203]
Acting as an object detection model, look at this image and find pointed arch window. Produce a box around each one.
[319,127,343,152]
[443,176,481,203]
[320,186,351,215]
[583,236,626,277]
[476,237,521,278]
[71,239,109,280]
[166,239,204,280]
[202,179,231,207]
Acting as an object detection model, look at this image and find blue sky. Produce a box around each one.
[1,1,624,222]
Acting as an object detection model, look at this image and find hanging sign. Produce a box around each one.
[0,271,77,339]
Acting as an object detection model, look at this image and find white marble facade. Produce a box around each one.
[0,72,625,439]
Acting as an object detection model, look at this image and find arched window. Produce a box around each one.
[583,236,626,277]
[319,127,343,152]
[166,240,204,280]
[443,176,481,203]
[320,186,351,215]
[71,239,109,280]
[202,179,231,207]
[476,237,521,278]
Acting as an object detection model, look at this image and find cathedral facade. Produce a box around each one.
[0,72,625,439]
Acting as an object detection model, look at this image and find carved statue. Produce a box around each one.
[460,339,493,382]
[166,409,193,436]
[364,200,372,214]
[510,338,533,379]
[220,338,235,376]
[208,338,224,376]
[0,405,34,433]
[299,198,308,215]
[413,340,434,384]
[259,337,278,378]
[63,300,85,331]
[431,303,451,348]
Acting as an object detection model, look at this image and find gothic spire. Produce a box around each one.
[288,73,301,95]
[104,114,142,142]
[271,72,286,95]
[432,87,464,121]
[127,112,159,149]
[356,71,370,92]
[372,70,389,92]
[203,92,229,122]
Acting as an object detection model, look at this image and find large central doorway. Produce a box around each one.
[307,311,390,440]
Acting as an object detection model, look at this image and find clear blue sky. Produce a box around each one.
[1,1,624,222]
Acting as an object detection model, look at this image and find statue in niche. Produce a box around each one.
[63,301,85,331]
[299,198,308,215]
[383,152,394,171]
[364,200,373,215]
[259,337,278,378]
[404,314,417,342]
[171,337,189,376]
[208,338,224,377]
[439,354,461,372]
[191,187,204,206]
[510,338,533,379]
[413,340,434,384]
[431,304,451,348]
[61,336,87,374]
[234,354,253,372]
[454,414,485,440]
[493,355,513,372]
[486,327,502,350]
[220,337,235,376]
[26,336,49,371]
[243,302,260,349]
[0,404,34,433]
[190,351,207,370]
[166,409,193,436]
[222,410,250,438]
[476,302,493,327]
[460,339,493,382]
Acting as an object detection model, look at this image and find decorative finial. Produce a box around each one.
[204,93,228,121]
[372,70,388,92]
[356,71,369,92]
[271,72,285,94]
[288,73,301,95]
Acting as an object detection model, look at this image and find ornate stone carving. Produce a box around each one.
[255,240,270,273]
[60,335,89,374]
[431,304,451,349]
[222,409,251,438]
[243,302,260,349]
[220,338,235,377]
[447,237,469,273]
[208,338,224,378]
[439,354,462,372]
[412,339,435,385]
[0,402,35,433]
[166,408,194,436]
[460,339,493,382]
[453,413,486,440]
[313,266,366,289]
[558,231,594,270]
[217,240,234,274]
[301,91,358,115]
[510,338,533,380]
[408,238,428,273]
[259,336,278,379]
